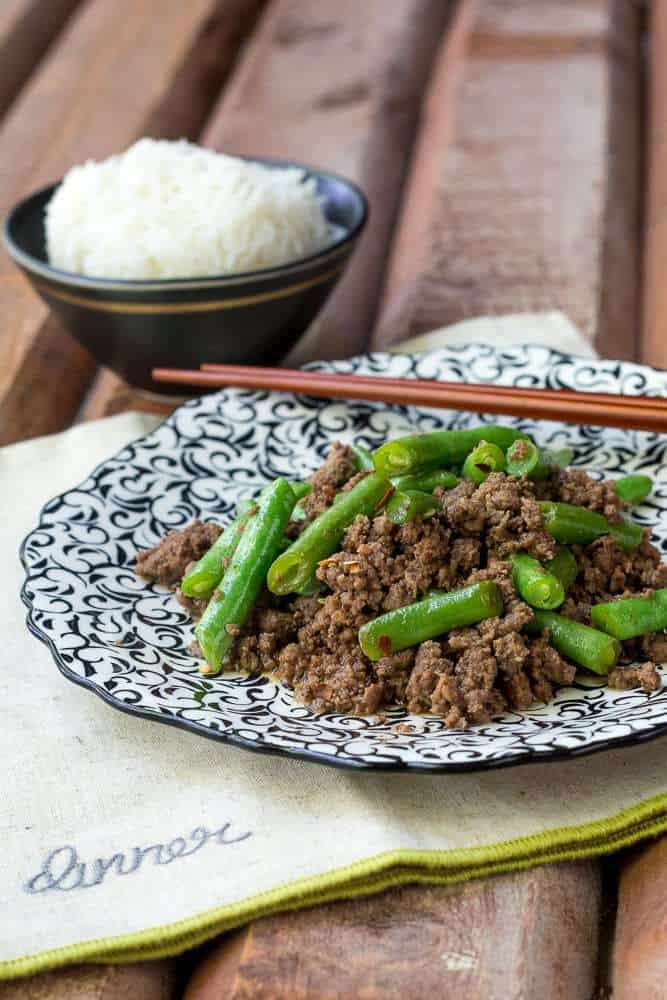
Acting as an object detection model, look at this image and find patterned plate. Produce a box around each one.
[20,346,667,771]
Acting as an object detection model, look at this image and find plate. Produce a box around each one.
[20,346,667,771]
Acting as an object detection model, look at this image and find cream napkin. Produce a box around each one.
[5,314,667,981]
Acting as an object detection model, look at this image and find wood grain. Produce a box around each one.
[371,0,642,358]
[0,0,266,446]
[203,0,453,365]
[641,0,667,368]
[184,865,601,1000]
[0,0,81,122]
[0,959,178,999]
[78,0,267,424]
[612,837,667,999]
[81,368,180,423]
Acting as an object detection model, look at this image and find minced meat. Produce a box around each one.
[608,662,660,694]
[136,444,666,728]
[136,521,222,586]
[290,442,356,531]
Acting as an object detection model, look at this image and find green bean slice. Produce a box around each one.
[524,610,620,675]
[267,473,393,595]
[372,426,529,477]
[462,441,506,485]
[290,481,312,502]
[385,489,440,525]
[393,469,459,493]
[505,439,549,480]
[542,446,573,469]
[350,443,375,471]
[510,553,564,610]
[358,582,503,661]
[544,546,579,592]
[539,501,643,552]
[614,474,653,506]
[180,500,257,599]
[591,588,667,640]
[196,478,297,672]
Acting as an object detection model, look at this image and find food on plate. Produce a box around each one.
[614,474,653,506]
[196,478,297,671]
[523,611,621,675]
[509,553,564,610]
[136,428,666,729]
[267,473,394,596]
[590,589,667,640]
[45,139,330,280]
[357,583,504,660]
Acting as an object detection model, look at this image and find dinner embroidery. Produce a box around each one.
[24,822,252,894]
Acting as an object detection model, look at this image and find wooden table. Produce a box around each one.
[1,2,665,997]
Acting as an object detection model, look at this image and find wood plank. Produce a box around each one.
[184,865,601,1000]
[0,959,178,999]
[0,0,266,446]
[641,0,667,367]
[0,0,81,123]
[81,368,179,422]
[612,837,667,998]
[371,0,642,359]
[202,0,453,365]
[615,19,667,982]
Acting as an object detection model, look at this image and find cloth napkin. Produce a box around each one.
[2,312,666,981]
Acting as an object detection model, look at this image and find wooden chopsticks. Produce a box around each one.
[151,364,667,433]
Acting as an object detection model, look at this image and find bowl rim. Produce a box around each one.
[2,156,369,293]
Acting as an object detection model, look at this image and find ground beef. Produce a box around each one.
[136,521,222,586]
[557,469,627,521]
[609,663,660,694]
[620,632,667,665]
[175,588,209,620]
[566,537,667,605]
[139,443,666,728]
[439,473,557,561]
[291,442,356,530]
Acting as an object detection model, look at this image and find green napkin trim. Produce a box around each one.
[3,788,667,980]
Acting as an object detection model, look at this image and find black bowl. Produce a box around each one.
[3,159,368,391]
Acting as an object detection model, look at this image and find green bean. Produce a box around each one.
[296,574,323,597]
[195,479,297,672]
[524,610,620,675]
[462,441,506,485]
[506,442,573,480]
[539,501,643,552]
[385,489,440,525]
[290,481,312,502]
[590,588,667,640]
[614,474,653,506]
[393,468,459,493]
[358,582,503,661]
[372,426,529,477]
[510,553,564,610]
[350,443,375,471]
[609,517,645,551]
[539,501,605,545]
[544,546,579,592]
[505,439,549,480]
[180,500,257,599]
[267,473,393,595]
[289,481,312,522]
[542,446,574,469]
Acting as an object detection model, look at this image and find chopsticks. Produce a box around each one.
[151,364,667,433]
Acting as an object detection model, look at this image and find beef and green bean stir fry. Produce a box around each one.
[136,427,667,729]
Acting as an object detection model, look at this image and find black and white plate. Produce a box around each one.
[20,346,667,771]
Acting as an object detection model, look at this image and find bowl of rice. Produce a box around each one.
[3,139,367,390]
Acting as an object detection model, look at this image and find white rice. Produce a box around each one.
[45,139,331,280]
